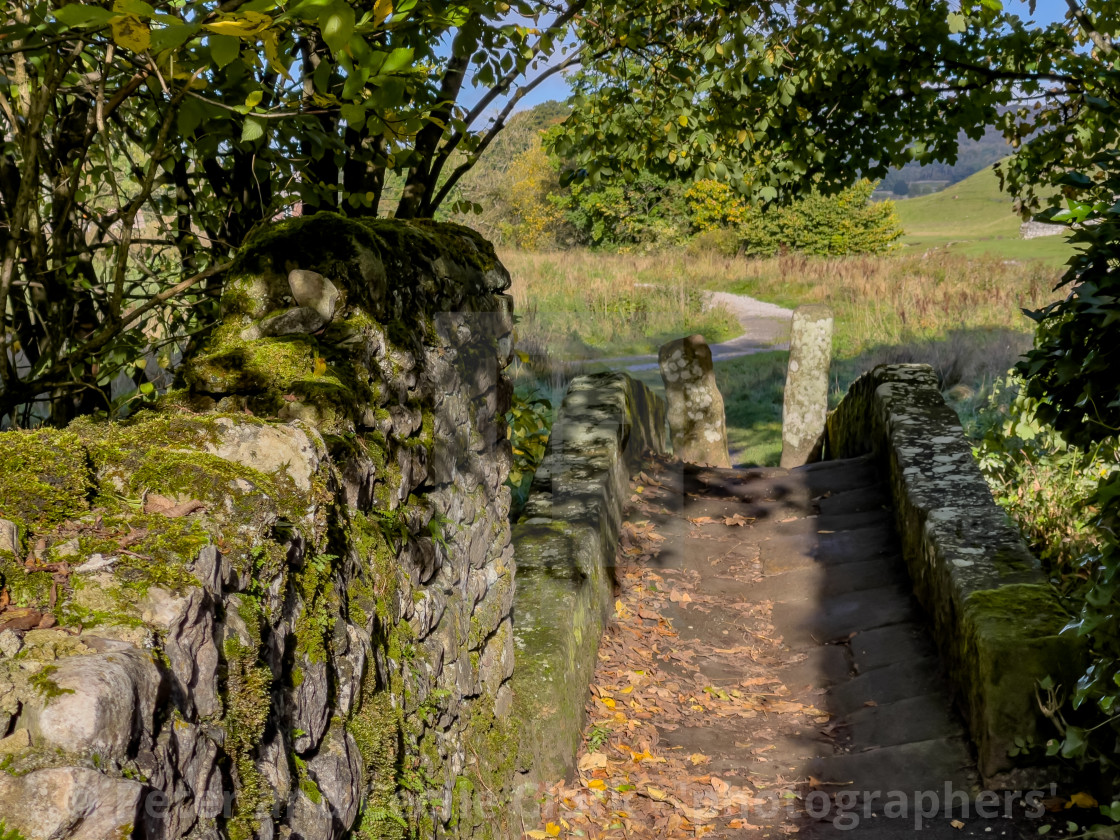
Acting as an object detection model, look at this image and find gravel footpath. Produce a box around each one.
[594,290,793,371]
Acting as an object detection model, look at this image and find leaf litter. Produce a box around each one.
[527,456,834,839]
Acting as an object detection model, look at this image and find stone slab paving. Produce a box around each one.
[623,454,1056,838]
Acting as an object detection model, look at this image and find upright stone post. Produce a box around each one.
[780,305,833,468]
[658,334,731,467]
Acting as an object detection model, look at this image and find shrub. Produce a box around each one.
[556,173,689,249]
[501,145,568,250]
[505,390,552,521]
[682,178,903,257]
[972,374,1115,587]
[683,180,750,231]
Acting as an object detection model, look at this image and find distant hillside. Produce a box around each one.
[437,100,570,239]
[878,126,1013,197]
[893,165,1073,265]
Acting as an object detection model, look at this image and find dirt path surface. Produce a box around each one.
[592,291,792,372]
[526,454,1065,839]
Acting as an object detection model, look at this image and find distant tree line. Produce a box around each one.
[445,103,903,256]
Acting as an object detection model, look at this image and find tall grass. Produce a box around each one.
[690,250,1060,356]
[504,247,1060,356]
[501,249,740,358]
[501,245,1067,465]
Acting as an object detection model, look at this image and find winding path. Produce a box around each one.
[591,290,793,372]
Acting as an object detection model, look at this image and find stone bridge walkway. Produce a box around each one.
[532,454,1054,839]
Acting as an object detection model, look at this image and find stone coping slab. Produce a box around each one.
[825,364,1080,787]
[511,372,666,817]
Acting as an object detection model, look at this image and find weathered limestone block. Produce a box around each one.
[288,268,340,322]
[142,721,224,839]
[206,418,324,493]
[0,767,143,840]
[780,304,833,468]
[141,586,220,719]
[658,334,731,467]
[26,646,161,762]
[0,519,17,557]
[309,722,363,830]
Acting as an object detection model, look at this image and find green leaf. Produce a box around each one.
[947,12,966,32]
[149,21,199,53]
[381,46,414,74]
[53,4,118,27]
[113,0,155,16]
[209,33,240,68]
[241,116,265,142]
[320,0,355,55]
[245,89,264,108]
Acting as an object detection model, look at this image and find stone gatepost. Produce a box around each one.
[658,334,731,467]
[780,304,834,468]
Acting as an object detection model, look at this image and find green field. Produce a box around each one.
[893,164,1076,267]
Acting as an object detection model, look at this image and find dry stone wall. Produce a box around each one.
[825,364,1080,786]
[509,372,667,820]
[0,215,521,840]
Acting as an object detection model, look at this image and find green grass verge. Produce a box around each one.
[894,164,1075,268]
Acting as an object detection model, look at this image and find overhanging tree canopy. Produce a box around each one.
[0,0,1115,424]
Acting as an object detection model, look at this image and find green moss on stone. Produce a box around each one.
[222,595,273,840]
[0,428,92,536]
[349,668,408,840]
[293,553,338,665]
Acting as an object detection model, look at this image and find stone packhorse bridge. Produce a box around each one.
[0,222,1073,839]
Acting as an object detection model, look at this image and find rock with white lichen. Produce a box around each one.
[658,334,731,467]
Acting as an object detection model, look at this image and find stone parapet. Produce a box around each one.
[825,364,1080,787]
[510,372,667,818]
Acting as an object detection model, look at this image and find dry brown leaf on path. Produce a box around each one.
[808,775,853,788]
[668,588,692,604]
[687,516,719,525]
[578,752,609,771]
[723,514,753,526]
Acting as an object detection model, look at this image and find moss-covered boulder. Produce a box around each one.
[0,218,520,840]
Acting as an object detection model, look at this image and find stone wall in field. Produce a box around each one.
[825,364,1080,787]
[0,215,522,840]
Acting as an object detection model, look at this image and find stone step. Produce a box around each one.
[776,644,853,691]
[817,485,892,516]
[805,736,976,795]
[844,693,967,749]
[771,585,918,646]
[760,528,901,574]
[775,508,895,537]
[827,657,947,716]
[792,455,881,493]
[745,557,910,603]
[850,623,938,674]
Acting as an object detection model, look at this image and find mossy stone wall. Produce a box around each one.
[825,363,1081,787]
[509,372,667,820]
[0,215,520,840]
